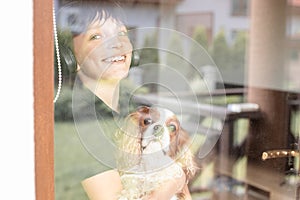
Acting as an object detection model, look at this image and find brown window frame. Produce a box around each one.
[34,0,54,199]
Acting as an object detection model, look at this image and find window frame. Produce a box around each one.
[34,0,54,199]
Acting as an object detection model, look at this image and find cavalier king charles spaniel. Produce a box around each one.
[115,106,197,200]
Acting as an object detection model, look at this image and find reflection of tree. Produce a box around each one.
[231,31,247,70]
[166,33,190,75]
[166,33,185,68]
[165,33,190,92]
[209,29,248,84]
[210,29,231,71]
[138,32,159,65]
[189,26,211,91]
[189,26,248,87]
[189,25,212,75]
[192,25,208,50]
[138,31,159,92]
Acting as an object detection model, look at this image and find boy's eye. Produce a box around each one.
[89,34,103,40]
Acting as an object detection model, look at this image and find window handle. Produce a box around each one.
[262,150,299,160]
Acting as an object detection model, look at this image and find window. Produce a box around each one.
[231,0,249,16]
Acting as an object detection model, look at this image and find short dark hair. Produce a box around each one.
[57,1,125,36]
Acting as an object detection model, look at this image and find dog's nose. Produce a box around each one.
[153,124,163,137]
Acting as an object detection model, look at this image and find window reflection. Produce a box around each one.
[54,0,300,199]
[231,0,249,16]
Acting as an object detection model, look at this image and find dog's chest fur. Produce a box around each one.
[119,161,183,200]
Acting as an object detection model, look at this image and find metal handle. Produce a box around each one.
[261,150,299,160]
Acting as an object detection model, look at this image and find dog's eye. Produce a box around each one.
[144,118,152,125]
[168,124,177,132]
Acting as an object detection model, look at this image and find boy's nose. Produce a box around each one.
[109,42,123,49]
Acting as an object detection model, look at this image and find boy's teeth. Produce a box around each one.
[104,55,125,62]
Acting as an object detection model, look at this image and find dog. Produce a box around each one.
[115,106,197,200]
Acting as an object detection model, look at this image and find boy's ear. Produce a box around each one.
[59,44,78,74]
[130,50,140,67]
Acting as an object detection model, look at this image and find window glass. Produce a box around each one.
[54,0,300,199]
[231,0,249,16]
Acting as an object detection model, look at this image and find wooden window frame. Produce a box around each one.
[34,0,54,199]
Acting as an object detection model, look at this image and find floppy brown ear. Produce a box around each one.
[167,128,184,161]
[171,128,197,181]
[118,106,151,150]
[115,111,143,171]
[136,106,150,118]
[177,128,190,150]
[169,127,190,156]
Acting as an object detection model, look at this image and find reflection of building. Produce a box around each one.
[176,0,249,44]
[57,0,300,90]
[57,0,180,46]
[287,0,300,90]
[57,0,250,43]
[176,0,300,90]
[57,0,251,46]
[175,0,250,86]
[57,0,178,29]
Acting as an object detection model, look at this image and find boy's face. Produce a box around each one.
[73,17,132,81]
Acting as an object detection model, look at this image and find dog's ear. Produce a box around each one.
[168,124,186,158]
[136,106,150,115]
[168,117,188,153]
[170,127,198,181]
[174,127,190,153]
[115,111,143,170]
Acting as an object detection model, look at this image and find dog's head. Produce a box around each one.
[134,106,189,157]
[117,106,197,179]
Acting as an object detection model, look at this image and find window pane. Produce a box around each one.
[54,0,300,199]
